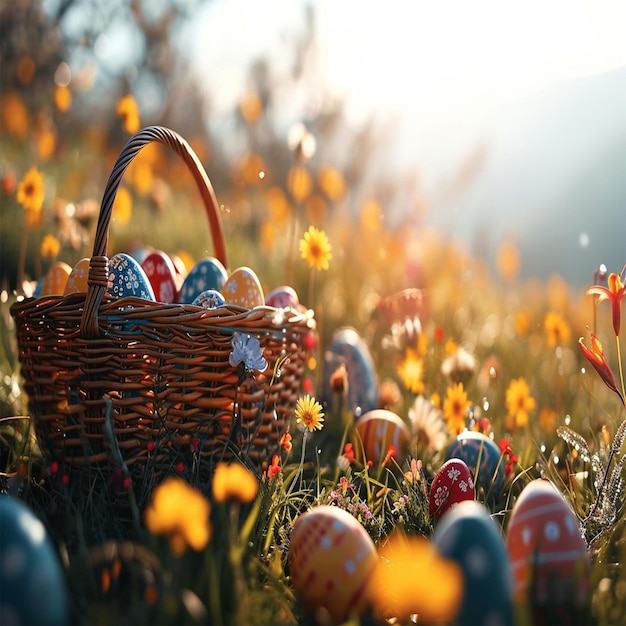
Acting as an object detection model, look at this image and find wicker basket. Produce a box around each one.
[11,126,315,488]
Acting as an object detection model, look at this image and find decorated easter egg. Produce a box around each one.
[191,289,226,309]
[322,327,379,415]
[169,253,188,290]
[266,285,300,309]
[0,496,69,625]
[289,505,377,623]
[64,257,90,294]
[429,458,475,524]
[434,500,514,625]
[506,478,590,615]
[354,409,410,465]
[40,261,72,296]
[141,250,178,303]
[221,266,265,308]
[447,431,504,499]
[107,253,155,300]
[177,256,228,304]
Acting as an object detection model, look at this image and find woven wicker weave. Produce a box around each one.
[11,126,315,485]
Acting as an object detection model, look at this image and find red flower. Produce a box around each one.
[343,442,355,463]
[382,445,397,467]
[579,329,625,406]
[279,432,293,452]
[499,438,518,475]
[587,269,625,337]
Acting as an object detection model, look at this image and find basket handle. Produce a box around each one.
[80,126,227,338]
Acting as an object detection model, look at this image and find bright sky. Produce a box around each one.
[189,0,626,181]
[191,0,626,115]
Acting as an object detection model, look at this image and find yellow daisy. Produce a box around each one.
[16,167,45,214]
[397,348,425,394]
[443,382,471,435]
[40,234,61,259]
[294,394,325,432]
[299,225,332,271]
[505,377,536,428]
[116,94,141,134]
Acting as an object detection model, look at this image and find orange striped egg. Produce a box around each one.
[289,505,377,623]
[354,409,410,465]
[506,478,590,610]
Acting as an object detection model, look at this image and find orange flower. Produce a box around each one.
[587,269,626,337]
[279,432,293,452]
[267,454,281,479]
[40,234,61,259]
[579,329,624,406]
[544,311,571,347]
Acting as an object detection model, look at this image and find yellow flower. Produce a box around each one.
[212,462,259,503]
[397,348,425,394]
[287,165,313,203]
[368,533,463,623]
[40,234,61,259]
[239,92,263,124]
[505,377,536,428]
[538,407,557,434]
[144,477,211,555]
[116,94,141,134]
[543,311,571,347]
[265,186,292,227]
[443,382,471,435]
[299,225,332,271]
[112,186,132,226]
[317,164,346,202]
[496,240,521,281]
[515,309,531,339]
[1,91,30,138]
[16,167,45,214]
[295,394,325,432]
[54,85,72,112]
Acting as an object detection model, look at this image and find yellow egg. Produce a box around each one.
[221,266,264,308]
[40,261,72,296]
[288,505,377,623]
[63,258,91,294]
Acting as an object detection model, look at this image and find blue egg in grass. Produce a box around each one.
[322,327,378,415]
[433,500,514,626]
[446,430,504,498]
[107,253,155,300]
[0,496,69,625]
[177,257,228,304]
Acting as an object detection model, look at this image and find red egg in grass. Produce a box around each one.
[354,409,410,466]
[506,478,590,610]
[288,505,377,623]
[429,458,475,524]
[141,250,178,303]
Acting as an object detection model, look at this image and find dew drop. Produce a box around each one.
[565,414,571,426]
[258,170,265,180]
[540,444,546,453]
[489,366,496,379]
[553,455,560,465]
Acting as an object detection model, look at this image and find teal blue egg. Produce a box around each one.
[446,431,504,500]
[177,257,228,304]
[107,253,155,300]
[0,497,69,625]
[433,500,514,625]
[322,327,378,415]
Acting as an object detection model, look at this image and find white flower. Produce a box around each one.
[408,395,449,452]
[229,332,268,372]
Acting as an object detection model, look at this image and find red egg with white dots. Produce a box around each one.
[141,250,178,303]
[506,478,590,608]
[429,458,475,524]
[288,505,377,623]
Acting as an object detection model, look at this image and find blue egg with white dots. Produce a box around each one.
[0,496,69,625]
[446,431,504,499]
[177,257,228,304]
[433,500,514,626]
